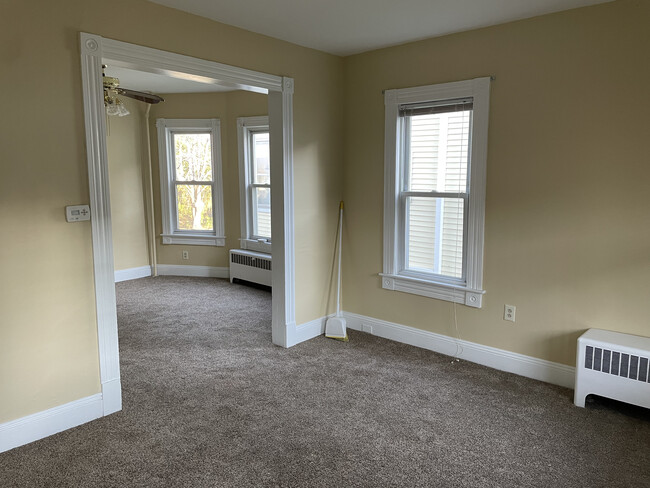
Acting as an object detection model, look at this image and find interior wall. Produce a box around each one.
[106,97,150,272]
[148,90,267,268]
[0,0,343,424]
[342,0,650,367]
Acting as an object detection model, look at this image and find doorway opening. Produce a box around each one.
[80,33,295,415]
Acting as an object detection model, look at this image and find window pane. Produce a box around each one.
[176,184,213,231]
[407,110,470,193]
[253,187,271,239]
[252,132,270,184]
[174,133,212,182]
[406,197,464,278]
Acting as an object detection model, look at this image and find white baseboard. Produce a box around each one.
[114,265,152,282]
[102,378,122,415]
[343,312,575,389]
[0,394,103,454]
[287,315,329,347]
[156,264,229,279]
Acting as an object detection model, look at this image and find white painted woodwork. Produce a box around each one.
[382,77,490,308]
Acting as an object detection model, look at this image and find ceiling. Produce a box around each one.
[148,0,613,56]
[103,65,235,94]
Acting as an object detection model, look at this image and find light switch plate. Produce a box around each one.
[66,205,91,222]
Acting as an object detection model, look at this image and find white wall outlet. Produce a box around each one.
[362,323,373,334]
[504,304,516,322]
[182,250,189,260]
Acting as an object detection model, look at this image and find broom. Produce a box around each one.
[325,201,348,341]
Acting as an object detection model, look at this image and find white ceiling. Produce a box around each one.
[103,66,235,94]
[148,0,613,56]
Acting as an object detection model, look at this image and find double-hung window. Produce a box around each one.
[157,118,225,246]
[237,116,271,254]
[382,78,491,308]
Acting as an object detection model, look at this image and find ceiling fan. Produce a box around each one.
[103,65,164,116]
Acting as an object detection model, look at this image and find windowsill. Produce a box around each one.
[240,239,272,254]
[379,273,485,308]
[161,234,225,247]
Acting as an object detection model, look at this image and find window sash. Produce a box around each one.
[398,109,471,284]
[174,183,214,233]
[170,130,214,184]
[170,130,216,234]
[398,193,469,283]
[157,118,225,245]
[246,128,271,241]
[248,184,271,240]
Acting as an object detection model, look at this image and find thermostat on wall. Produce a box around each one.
[66,205,91,222]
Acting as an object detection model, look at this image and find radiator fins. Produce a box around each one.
[585,345,650,383]
[230,253,272,270]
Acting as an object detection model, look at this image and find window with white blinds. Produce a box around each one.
[382,78,490,308]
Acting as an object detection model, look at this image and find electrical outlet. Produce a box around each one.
[504,304,516,322]
[362,323,373,334]
[182,250,189,260]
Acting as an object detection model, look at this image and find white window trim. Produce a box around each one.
[237,115,271,254]
[156,118,226,246]
[382,77,491,308]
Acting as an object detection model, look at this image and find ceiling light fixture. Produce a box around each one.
[102,65,164,117]
[104,80,130,117]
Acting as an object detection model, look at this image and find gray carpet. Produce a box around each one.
[1,276,649,487]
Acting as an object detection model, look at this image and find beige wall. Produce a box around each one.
[148,90,267,267]
[342,0,650,366]
[0,0,343,424]
[4,0,644,428]
[106,97,150,272]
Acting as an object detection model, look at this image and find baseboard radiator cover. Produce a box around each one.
[574,328,650,408]
[229,249,272,287]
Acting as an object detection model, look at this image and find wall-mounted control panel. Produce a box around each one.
[66,205,91,222]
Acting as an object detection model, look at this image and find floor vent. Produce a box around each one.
[575,329,650,409]
[229,249,272,287]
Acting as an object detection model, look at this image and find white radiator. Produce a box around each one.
[229,249,272,287]
[574,329,650,409]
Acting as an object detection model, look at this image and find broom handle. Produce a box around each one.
[336,201,344,316]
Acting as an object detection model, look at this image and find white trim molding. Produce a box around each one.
[157,264,229,278]
[161,234,226,246]
[237,115,271,250]
[269,78,296,347]
[79,31,296,447]
[80,32,122,416]
[0,394,103,454]
[382,77,491,308]
[287,315,331,347]
[343,312,575,389]
[114,266,152,282]
[156,118,226,246]
[239,239,272,254]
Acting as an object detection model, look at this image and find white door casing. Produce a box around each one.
[80,33,295,414]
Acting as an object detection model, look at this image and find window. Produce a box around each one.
[237,116,271,254]
[157,118,225,246]
[382,78,491,308]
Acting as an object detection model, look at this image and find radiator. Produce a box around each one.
[229,249,272,287]
[574,329,650,409]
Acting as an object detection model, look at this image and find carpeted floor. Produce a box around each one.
[1,276,649,487]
